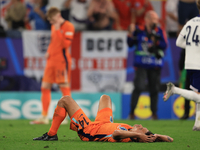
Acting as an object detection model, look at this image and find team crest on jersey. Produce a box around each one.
[119,126,127,131]
[110,116,113,123]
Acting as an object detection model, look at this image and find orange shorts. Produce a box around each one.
[70,108,113,140]
[70,108,134,142]
[94,108,113,123]
[42,64,71,84]
[70,109,92,132]
[70,108,113,132]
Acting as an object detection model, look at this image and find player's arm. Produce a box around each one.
[112,130,153,143]
[56,23,75,48]
[176,24,187,48]
[154,134,173,142]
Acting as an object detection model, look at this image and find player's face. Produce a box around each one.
[49,13,60,25]
[132,124,149,134]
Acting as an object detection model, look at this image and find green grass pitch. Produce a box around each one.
[0,120,200,150]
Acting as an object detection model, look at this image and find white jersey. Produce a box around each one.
[176,16,200,70]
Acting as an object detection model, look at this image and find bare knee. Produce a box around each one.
[100,94,111,103]
[57,95,73,107]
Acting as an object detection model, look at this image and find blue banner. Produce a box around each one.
[122,93,195,120]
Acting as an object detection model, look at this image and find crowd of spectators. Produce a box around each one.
[0,0,157,33]
[0,0,187,38]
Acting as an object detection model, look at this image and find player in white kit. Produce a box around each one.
[163,0,200,131]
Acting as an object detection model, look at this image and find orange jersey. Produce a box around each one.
[70,108,134,142]
[46,21,74,66]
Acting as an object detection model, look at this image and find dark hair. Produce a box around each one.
[145,131,153,135]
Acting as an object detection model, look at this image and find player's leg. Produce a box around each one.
[98,94,112,111]
[33,96,81,140]
[163,70,200,130]
[58,83,70,125]
[164,70,200,103]
[41,82,52,116]
[190,70,200,130]
[59,83,71,96]
[30,65,54,124]
[94,95,113,123]
[30,81,52,124]
[163,82,200,102]
[57,57,71,96]
[57,65,71,124]
[193,103,200,131]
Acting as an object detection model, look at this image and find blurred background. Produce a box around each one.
[0,0,195,120]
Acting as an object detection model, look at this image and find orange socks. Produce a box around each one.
[48,105,66,136]
[41,88,51,117]
[60,87,70,117]
[60,87,71,96]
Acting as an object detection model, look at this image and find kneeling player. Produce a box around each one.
[33,95,173,142]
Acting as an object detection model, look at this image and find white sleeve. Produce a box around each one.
[176,24,187,48]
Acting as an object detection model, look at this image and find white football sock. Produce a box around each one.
[194,103,200,127]
[173,87,200,103]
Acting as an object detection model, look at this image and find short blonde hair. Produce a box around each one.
[46,7,60,20]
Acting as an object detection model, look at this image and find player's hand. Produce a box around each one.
[138,134,153,143]
[150,134,157,142]
[45,52,49,59]
[54,22,61,30]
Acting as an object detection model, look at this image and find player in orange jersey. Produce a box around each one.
[30,7,75,125]
[33,95,173,142]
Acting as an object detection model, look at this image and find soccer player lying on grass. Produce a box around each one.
[33,95,173,142]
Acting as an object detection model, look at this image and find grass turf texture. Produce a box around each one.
[0,120,200,150]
